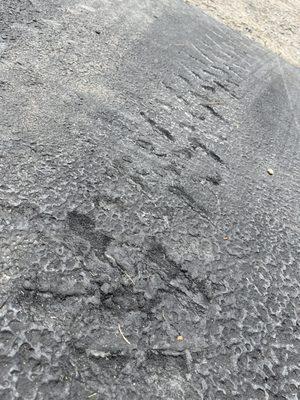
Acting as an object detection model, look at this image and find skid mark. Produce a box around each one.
[184,45,241,91]
[162,82,190,105]
[201,47,231,65]
[211,65,241,86]
[186,109,206,121]
[184,51,204,66]
[191,43,214,64]
[189,68,205,81]
[205,28,255,63]
[140,112,175,142]
[168,184,208,216]
[202,67,221,79]
[202,42,237,67]
[213,25,258,59]
[209,66,240,88]
[188,69,219,94]
[136,139,155,152]
[189,89,206,99]
[189,138,224,164]
[206,173,222,185]
[213,80,238,99]
[186,55,237,90]
[179,121,196,131]
[201,104,227,122]
[129,174,149,192]
[177,74,191,86]
[173,147,193,159]
[155,98,173,111]
[205,31,238,55]
[201,84,216,92]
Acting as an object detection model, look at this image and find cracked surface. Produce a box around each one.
[0,0,299,399]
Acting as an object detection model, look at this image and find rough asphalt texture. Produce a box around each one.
[0,0,299,399]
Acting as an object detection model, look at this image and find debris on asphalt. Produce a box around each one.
[118,324,131,345]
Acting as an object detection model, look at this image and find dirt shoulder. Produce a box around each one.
[187,0,300,66]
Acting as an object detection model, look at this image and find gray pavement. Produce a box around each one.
[0,0,299,399]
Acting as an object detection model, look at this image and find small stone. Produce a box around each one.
[267,168,274,175]
[89,350,110,358]
[100,282,111,294]
[224,235,229,240]
[176,335,184,342]
[23,280,32,290]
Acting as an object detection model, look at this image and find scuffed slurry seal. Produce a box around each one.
[0,0,299,399]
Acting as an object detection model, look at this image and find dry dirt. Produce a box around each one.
[187,0,300,66]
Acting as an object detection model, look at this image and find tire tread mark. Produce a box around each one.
[190,137,224,164]
[140,112,175,142]
[168,184,209,216]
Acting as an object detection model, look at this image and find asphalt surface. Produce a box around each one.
[0,0,299,399]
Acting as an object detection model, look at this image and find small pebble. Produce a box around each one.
[224,235,229,240]
[267,168,274,175]
[176,335,184,342]
[100,282,111,294]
